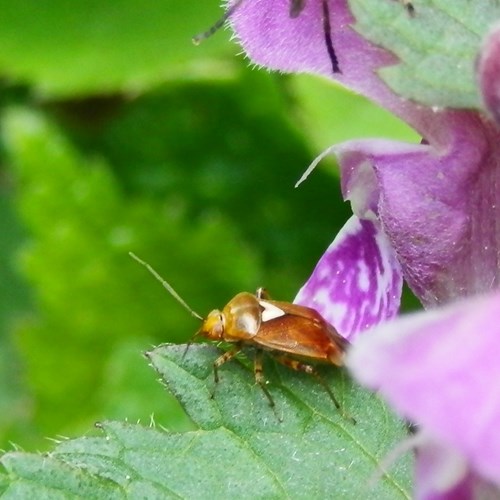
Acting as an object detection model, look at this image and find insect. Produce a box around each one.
[193,0,415,74]
[130,252,353,421]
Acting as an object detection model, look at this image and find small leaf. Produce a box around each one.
[349,0,500,109]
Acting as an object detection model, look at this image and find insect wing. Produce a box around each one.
[261,300,349,347]
[253,300,348,365]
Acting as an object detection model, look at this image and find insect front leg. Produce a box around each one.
[212,342,243,384]
[255,287,270,299]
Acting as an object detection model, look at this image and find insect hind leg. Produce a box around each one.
[254,349,274,407]
[272,353,355,423]
[272,354,339,407]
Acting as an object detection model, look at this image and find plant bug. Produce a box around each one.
[193,0,415,74]
[130,252,353,421]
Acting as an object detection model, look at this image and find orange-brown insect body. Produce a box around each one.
[199,291,348,366]
[198,288,352,420]
[129,253,351,420]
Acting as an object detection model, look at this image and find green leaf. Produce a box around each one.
[1,345,412,498]
[349,0,500,109]
[147,344,413,498]
[98,339,194,433]
[1,452,123,499]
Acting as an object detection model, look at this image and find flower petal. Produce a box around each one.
[231,0,392,99]
[414,436,500,499]
[347,292,500,487]
[329,111,500,306]
[414,435,469,500]
[230,0,435,130]
[294,215,402,340]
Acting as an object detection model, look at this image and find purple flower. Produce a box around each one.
[293,202,404,343]
[230,1,500,497]
[231,0,431,127]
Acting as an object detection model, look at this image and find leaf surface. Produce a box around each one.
[1,344,412,498]
[350,0,500,109]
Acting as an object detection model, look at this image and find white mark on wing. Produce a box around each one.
[259,301,286,322]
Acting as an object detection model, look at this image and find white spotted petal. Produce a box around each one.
[294,215,402,341]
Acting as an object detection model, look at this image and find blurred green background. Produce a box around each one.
[0,0,418,451]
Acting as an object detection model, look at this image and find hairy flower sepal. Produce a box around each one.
[231,0,444,130]
[347,292,500,497]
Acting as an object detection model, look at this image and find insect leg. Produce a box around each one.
[272,353,340,407]
[182,340,192,360]
[272,353,355,423]
[213,342,243,384]
[254,350,283,422]
[254,349,275,408]
[255,287,270,299]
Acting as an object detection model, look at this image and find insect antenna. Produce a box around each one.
[129,252,203,321]
[192,0,244,44]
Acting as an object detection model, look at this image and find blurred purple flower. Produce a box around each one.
[230,1,500,497]
[347,293,500,497]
